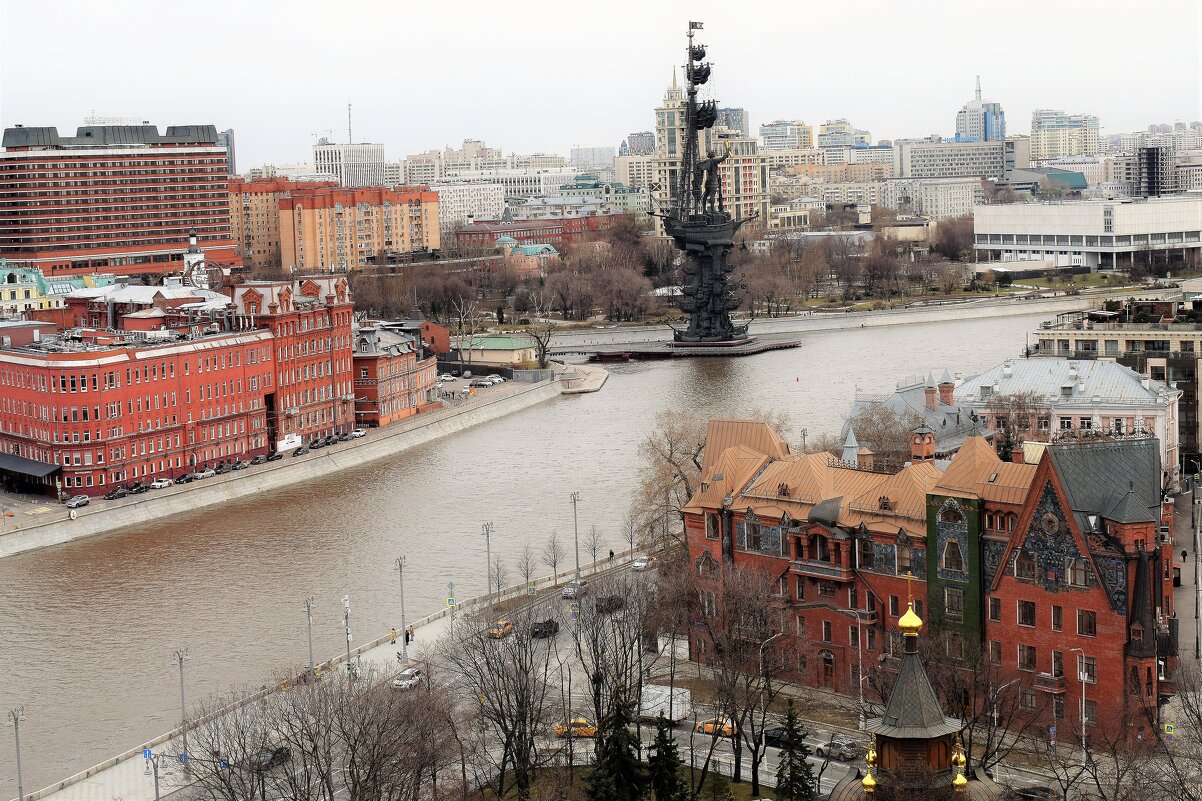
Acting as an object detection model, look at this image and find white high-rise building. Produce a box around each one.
[433,183,506,229]
[954,77,1005,142]
[1030,110,1100,161]
[313,142,387,187]
[616,154,655,189]
[759,120,813,150]
[570,146,616,170]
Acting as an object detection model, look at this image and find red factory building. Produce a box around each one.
[0,123,238,277]
[352,323,440,428]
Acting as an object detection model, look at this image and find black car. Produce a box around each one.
[762,726,789,749]
[450,369,462,377]
[214,462,233,475]
[250,455,269,466]
[266,452,283,462]
[174,474,194,484]
[309,439,324,450]
[1012,789,1055,801]
[596,595,625,614]
[104,487,127,500]
[531,619,560,638]
[127,482,150,494]
[292,446,309,457]
[324,435,338,446]
[248,746,291,771]
[337,432,352,442]
[233,460,250,470]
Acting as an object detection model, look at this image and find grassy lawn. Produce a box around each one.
[468,766,777,801]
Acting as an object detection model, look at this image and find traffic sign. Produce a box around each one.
[1049,725,1056,742]
[527,583,536,595]
[220,759,229,770]
[447,597,456,606]
[1165,723,1176,735]
[143,748,152,760]
[179,753,188,764]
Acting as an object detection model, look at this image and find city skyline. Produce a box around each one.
[1,0,1198,170]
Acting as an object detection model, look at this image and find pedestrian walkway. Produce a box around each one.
[557,362,608,394]
[1173,493,1200,665]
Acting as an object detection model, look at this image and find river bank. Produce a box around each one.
[0,375,570,559]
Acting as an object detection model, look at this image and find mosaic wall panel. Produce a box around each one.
[912,548,926,579]
[873,542,897,575]
[1020,481,1080,592]
[760,526,782,557]
[983,540,1007,587]
[935,498,969,583]
[1093,555,1128,615]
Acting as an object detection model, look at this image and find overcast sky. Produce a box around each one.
[2,0,1199,169]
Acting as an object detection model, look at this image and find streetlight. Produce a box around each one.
[990,678,1020,784]
[343,594,354,677]
[1070,647,1088,765]
[758,632,783,754]
[570,492,581,581]
[171,649,191,774]
[8,706,26,801]
[481,522,494,606]
[303,596,316,674]
[838,608,871,730]
[395,555,409,663]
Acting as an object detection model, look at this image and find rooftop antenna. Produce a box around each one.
[347,103,352,144]
[975,75,981,101]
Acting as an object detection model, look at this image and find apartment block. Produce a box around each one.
[759,120,814,150]
[313,142,387,188]
[1030,110,1101,161]
[893,139,1005,179]
[228,177,338,272]
[432,183,506,229]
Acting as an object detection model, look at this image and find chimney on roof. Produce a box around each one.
[924,372,937,411]
[1012,446,1025,464]
[938,368,954,407]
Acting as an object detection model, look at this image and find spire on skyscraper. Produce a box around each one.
[975,75,981,101]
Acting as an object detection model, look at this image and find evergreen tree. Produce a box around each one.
[586,701,648,801]
[775,700,818,801]
[648,714,689,801]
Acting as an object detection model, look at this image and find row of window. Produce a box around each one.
[989,597,1097,635]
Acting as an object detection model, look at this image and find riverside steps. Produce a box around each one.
[0,368,600,558]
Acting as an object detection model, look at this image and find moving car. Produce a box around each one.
[632,555,658,572]
[65,495,89,509]
[292,446,309,457]
[530,619,560,638]
[103,487,128,501]
[250,455,269,466]
[392,666,425,690]
[561,579,589,600]
[486,619,514,639]
[763,726,789,749]
[247,746,291,770]
[595,595,625,614]
[554,718,597,738]
[815,737,859,761]
[351,429,367,438]
[149,479,173,489]
[695,717,737,737]
[194,468,216,479]
[488,375,504,384]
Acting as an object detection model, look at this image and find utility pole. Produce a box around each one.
[839,608,869,730]
[570,492,581,580]
[8,706,26,801]
[1195,493,1200,660]
[170,649,191,774]
[343,595,353,677]
[481,522,494,607]
[150,752,162,801]
[801,428,808,453]
[395,556,408,662]
[1070,647,1087,765]
[303,596,315,674]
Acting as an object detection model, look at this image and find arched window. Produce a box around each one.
[939,506,963,524]
[1015,550,1037,581]
[941,539,964,572]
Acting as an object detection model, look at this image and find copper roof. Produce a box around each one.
[932,435,1035,505]
[700,419,790,477]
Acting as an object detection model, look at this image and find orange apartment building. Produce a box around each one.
[278,186,440,271]
[0,124,238,277]
[228,177,337,272]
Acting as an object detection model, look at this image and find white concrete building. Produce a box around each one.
[973,195,1202,268]
[759,120,813,150]
[1030,110,1100,160]
[616,154,655,189]
[569,146,616,169]
[433,183,506,228]
[881,177,984,220]
[893,139,1005,179]
[313,143,387,188]
[430,168,580,198]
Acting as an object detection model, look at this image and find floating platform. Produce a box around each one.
[589,337,800,361]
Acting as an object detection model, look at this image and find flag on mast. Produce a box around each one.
[689,21,703,30]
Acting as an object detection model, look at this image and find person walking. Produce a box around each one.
[608,549,615,562]
[406,624,415,644]
[390,627,397,645]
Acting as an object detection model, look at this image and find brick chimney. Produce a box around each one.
[1011,446,1024,464]
[924,372,937,411]
[938,368,954,407]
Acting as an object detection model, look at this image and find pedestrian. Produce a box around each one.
[407,624,415,643]
[1184,549,1189,564]
[390,627,397,645]
[608,549,614,561]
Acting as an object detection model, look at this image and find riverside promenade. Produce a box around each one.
[21,548,635,801]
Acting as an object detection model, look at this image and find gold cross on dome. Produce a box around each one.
[905,570,914,606]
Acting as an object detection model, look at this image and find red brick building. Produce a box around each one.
[454,214,620,249]
[352,323,439,428]
[0,124,238,277]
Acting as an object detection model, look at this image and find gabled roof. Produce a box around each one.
[683,446,771,515]
[701,420,790,477]
[870,635,962,740]
[1044,439,1162,524]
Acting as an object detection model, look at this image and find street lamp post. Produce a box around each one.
[1070,647,1088,765]
[481,522,494,607]
[170,649,191,773]
[570,492,581,581]
[395,555,408,662]
[990,678,1020,784]
[303,596,315,674]
[8,706,26,801]
[343,594,353,677]
[838,608,870,730]
[758,631,783,758]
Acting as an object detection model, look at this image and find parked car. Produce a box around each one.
[214,462,233,475]
[309,439,324,450]
[324,435,338,446]
[595,595,625,614]
[337,432,352,442]
[233,460,250,470]
[554,718,597,738]
[174,474,194,485]
[450,369,462,377]
[127,481,150,494]
[247,746,291,770]
[763,726,790,749]
[632,555,658,572]
[194,468,216,479]
[266,452,283,462]
[292,446,309,457]
[438,373,455,381]
[65,494,90,509]
[1012,789,1055,801]
[149,478,173,489]
[531,619,560,638]
[486,619,514,639]
[815,737,859,761]
[561,579,589,600]
[470,378,492,388]
[250,455,269,466]
[103,487,128,501]
[351,428,367,438]
[695,717,737,737]
[392,666,425,690]
[488,375,505,384]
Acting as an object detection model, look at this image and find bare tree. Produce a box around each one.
[983,390,1046,458]
[586,524,603,565]
[846,401,924,471]
[490,557,510,600]
[517,543,537,592]
[520,291,557,369]
[542,530,566,585]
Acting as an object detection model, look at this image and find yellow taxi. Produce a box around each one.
[695,716,737,737]
[554,717,598,738]
[486,619,514,639]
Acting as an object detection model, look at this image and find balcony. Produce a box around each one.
[1158,618,1179,657]
[1034,672,1066,693]
[791,558,853,581]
